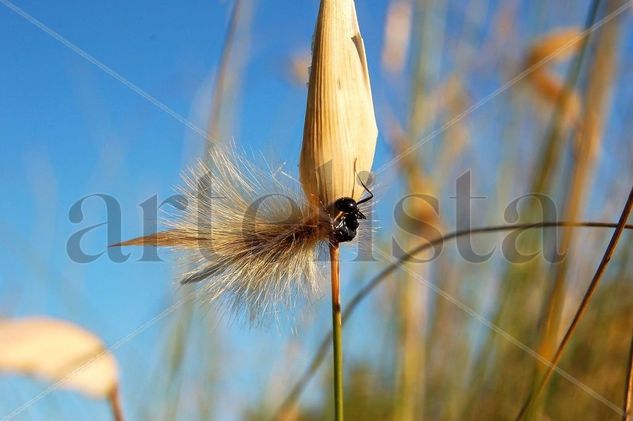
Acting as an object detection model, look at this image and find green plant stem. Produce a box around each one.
[329,243,344,421]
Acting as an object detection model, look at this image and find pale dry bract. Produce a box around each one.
[300,0,378,209]
[0,317,118,398]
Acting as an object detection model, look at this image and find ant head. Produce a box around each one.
[334,197,358,213]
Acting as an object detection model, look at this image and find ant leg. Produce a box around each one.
[356,174,374,205]
[351,158,358,199]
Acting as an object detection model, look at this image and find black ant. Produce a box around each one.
[331,176,374,243]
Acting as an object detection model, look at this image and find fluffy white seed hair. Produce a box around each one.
[120,145,330,321]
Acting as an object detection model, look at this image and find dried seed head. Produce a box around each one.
[525,28,584,127]
[526,29,583,64]
[117,145,327,322]
[300,0,378,211]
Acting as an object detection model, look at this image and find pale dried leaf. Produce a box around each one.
[0,317,118,398]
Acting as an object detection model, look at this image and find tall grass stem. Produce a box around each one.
[109,386,124,421]
[623,331,633,421]
[329,243,344,421]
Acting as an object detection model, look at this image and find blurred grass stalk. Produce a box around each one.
[205,0,253,149]
[151,0,254,418]
[532,2,622,418]
[387,125,433,421]
[386,101,465,420]
[383,0,476,416]
[462,2,601,416]
[624,332,633,420]
[383,2,428,418]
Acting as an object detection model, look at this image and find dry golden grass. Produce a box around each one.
[300,0,377,208]
[525,28,583,128]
